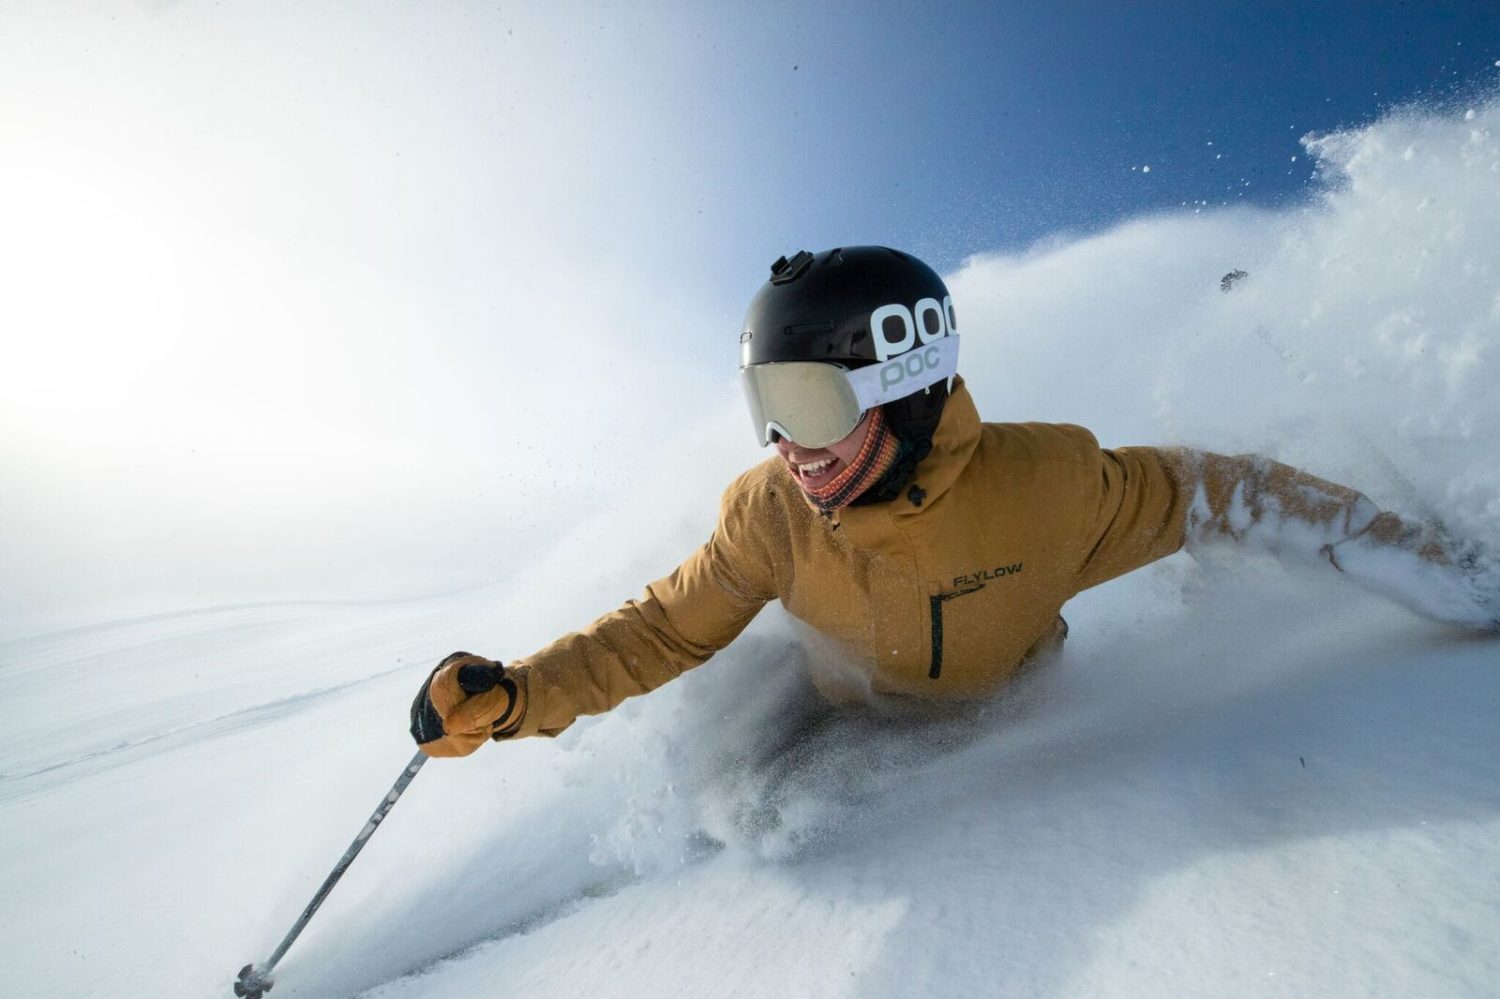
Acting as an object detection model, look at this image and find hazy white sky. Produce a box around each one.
[1,3,759,633]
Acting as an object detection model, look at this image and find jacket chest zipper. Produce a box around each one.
[927,583,985,679]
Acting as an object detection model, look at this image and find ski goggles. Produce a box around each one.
[741,335,960,447]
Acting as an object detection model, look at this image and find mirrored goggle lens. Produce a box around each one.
[741,362,864,448]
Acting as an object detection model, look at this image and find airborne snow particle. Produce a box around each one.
[1142,165,1152,173]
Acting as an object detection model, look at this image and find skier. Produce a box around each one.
[410,246,1498,756]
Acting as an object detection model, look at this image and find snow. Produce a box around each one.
[3,100,1500,998]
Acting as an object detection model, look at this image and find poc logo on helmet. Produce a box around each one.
[868,297,958,392]
[870,297,957,362]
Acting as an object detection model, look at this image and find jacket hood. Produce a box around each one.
[894,375,981,515]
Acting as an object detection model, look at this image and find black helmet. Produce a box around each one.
[739,246,958,449]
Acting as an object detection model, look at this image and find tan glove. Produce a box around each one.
[409,652,525,757]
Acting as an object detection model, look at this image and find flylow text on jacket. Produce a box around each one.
[493,379,1482,741]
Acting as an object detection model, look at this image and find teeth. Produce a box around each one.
[797,458,835,475]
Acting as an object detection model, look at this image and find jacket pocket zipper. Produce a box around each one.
[928,583,985,679]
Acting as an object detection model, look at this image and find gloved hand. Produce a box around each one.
[409,652,522,757]
[1324,523,1500,632]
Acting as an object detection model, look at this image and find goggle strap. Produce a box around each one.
[847,335,960,412]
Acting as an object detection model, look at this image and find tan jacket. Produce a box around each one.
[495,379,1463,741]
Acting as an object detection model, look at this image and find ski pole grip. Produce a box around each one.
[456,662,505,694]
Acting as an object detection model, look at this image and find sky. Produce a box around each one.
[2,1,1499,638]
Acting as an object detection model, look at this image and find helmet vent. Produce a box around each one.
[785,321,834,337]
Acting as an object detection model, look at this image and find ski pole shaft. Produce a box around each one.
[235,751,428,997]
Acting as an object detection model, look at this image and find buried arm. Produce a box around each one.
[1167,449,1500,631]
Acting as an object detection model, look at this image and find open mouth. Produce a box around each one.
[790,455,841,488]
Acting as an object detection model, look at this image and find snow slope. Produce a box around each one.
[3,99,1500,998]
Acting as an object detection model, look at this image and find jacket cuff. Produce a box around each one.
[490,664,557,741]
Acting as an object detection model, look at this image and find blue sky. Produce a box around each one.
[654,1,1500,289]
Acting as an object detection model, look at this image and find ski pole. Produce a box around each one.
[233,750,429,998]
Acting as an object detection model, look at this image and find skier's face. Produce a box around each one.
[775,409,874,491]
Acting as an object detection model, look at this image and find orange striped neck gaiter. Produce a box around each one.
[802,406,906,514]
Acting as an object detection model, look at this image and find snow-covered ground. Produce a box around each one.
[3,99,1500,998]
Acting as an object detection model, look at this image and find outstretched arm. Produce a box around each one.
[411,480,780,755]
[1070,439,1497,630]
[499,523,774,740]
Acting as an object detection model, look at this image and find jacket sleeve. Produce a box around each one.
[1077,444,1498,629]
[496,484,778,741]
[1072,443,1192,591]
